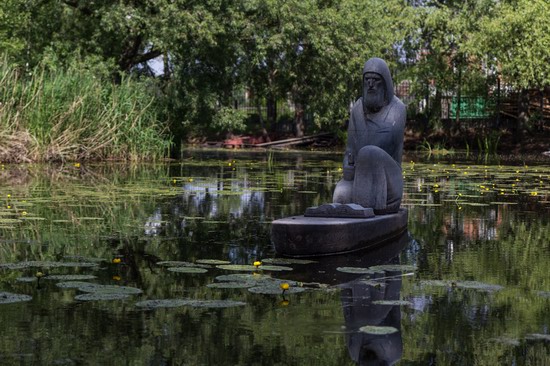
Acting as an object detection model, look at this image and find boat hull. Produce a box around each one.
[271,208,408,257]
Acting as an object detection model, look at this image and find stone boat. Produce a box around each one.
[271,203,408,257]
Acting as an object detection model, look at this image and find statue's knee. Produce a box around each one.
[356,145,388,165]
[333,179,353,204]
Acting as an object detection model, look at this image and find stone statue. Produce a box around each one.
[333,57,406,214]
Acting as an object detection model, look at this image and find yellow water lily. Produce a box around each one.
[253,261,261,268]
[280,283,290,291]
[112,258,122,264]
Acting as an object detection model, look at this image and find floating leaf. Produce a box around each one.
[261,258,317,265]
[167,267,208,274]
[419,280,449,287]
[63,256,106,263]
[75,293,130,301]
[536,291,550,299]
[0,291,32,304]
[216,265,258,272]
[258,265,293,272]
[359,325,399,335]
[372,300,413,306]
[0,261,99,270]
[418,280,503,292]
[157,261,210,269]
[369,265,417,272]
[526,334,550,341]
[195,259,230,265]
[248,285,306,295]
[56,281,142,295]
[16,277,37,283]
[135,299,246,309]
[207,282,255,289]
[135,299,192,308]
[45,275,97,281]
[336,267,382,274]
[454,281,503,292]
[56,281,100,290]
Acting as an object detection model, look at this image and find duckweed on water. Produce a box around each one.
[135,299,246,309]
[0,291,32,304]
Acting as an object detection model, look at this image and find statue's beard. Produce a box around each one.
[363,89,386,113]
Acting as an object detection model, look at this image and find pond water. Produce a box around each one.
[1,149,550,365]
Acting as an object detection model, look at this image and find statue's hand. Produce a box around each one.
[343,165,355,180]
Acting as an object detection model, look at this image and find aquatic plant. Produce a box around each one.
[0,291,32,304]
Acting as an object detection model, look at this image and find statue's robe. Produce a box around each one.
[333,58,406,214]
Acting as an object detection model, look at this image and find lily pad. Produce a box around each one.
[258,265,293,272]
[0,291,32,304]
[75,293,130,301]
[46,275,97,281]
[216,265,258,272]
[63,256,106,263]
[336,267,382,274]
[157,261,210,269]
[418,280,503,292]
[0,261,99,270]
[359,325,399,335]
[248,285,306,295]
[369,265,417,272]
[454,281,503,292]
[56,281,143,295]
[16,277,37,283]
[207,282,255,289]
[526,333,550,341]
[536,291,550,298]
[372,300,413,306]
[135,299,246,309]
[195,259,231,265]
[167,267,208,274]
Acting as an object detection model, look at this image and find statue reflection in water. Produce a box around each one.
[340,269,403,366]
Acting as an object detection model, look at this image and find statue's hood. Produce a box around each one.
[362,58,394,102]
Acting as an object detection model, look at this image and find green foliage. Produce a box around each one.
[211,107,248,135]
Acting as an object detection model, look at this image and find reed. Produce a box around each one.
[0,58,171,162]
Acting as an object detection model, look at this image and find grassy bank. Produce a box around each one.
[0,60,171,162]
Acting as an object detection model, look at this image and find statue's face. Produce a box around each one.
[363,72,386,113]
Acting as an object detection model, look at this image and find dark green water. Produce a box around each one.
[1,149,550,365]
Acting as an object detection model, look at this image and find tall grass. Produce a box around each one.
[0,58,171,162]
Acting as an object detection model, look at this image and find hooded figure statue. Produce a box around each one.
[333,58,406,214]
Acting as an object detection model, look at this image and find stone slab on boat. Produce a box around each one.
[271,208,408,257]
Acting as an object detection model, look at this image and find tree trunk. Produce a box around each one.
[294,102,305,137]
[516,88,529,144]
